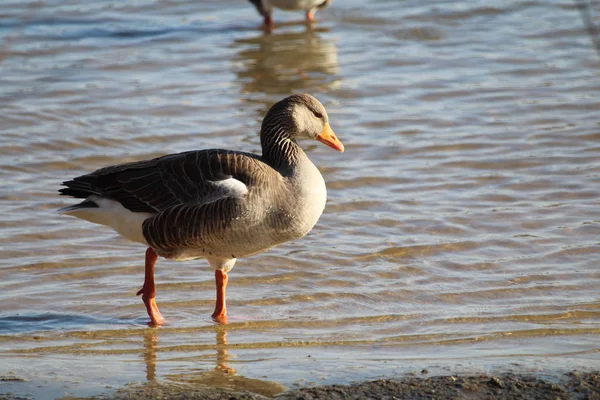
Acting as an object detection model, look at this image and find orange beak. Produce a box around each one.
[316,123,344,152]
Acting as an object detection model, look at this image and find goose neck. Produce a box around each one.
[261,127,303,168]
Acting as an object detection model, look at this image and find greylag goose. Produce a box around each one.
[248,0,332,28]
[58,94,344,325]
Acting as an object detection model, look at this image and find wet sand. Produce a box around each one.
[282,371,600,400]
[102,371,600,399]
[4,370,596,399]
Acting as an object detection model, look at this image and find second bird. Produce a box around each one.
[248,0,333,28]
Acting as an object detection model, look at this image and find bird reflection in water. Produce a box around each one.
[232,26,340,97]
[214,325,235,375]
[142,328,159,381]
[139,325,285,397]
[142,325,234,382]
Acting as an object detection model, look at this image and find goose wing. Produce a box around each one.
[59,149,274,214]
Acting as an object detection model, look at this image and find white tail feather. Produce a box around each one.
[60,195,153,245]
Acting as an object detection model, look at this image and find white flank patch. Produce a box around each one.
[215,177,248,197]
[59,195,154,245]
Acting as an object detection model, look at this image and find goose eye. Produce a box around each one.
[313,111,323,119]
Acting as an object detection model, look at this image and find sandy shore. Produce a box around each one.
[2,370,599,399]
[53,370,596,399]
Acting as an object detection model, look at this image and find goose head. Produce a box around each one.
[261,93,344,153]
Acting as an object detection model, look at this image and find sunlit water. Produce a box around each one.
[1,0,600,398]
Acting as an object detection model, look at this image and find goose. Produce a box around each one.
[248,0,333,28]
[58,94,344,325]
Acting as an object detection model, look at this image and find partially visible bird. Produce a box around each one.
[58,94,344,326]
[248,0,332,29]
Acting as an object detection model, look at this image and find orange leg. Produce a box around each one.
[136,247,165,326]
[306,11,315,22]
[263,15,273,33]
[211,270,228,324]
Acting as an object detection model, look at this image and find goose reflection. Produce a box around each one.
[232,27,340,96]
[142,328,159,381]
[140,326,285,397]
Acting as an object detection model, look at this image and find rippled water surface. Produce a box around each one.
[1,0,600,398]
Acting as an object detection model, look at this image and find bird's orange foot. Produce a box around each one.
[137,287,165,326]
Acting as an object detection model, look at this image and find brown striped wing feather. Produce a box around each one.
[60,149,275,213]
[141,196,242,252]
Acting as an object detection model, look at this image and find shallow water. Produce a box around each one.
[1,0,600,398]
